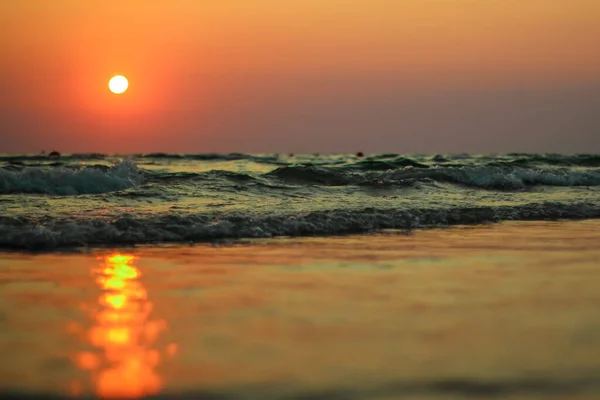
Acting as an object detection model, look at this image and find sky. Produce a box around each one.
[1,0,599,154]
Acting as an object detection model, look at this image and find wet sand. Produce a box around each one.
[0,220,599,399]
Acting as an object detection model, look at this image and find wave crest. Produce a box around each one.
[266,165,600,190]
[1,202,599,249]
[0,161,142,195]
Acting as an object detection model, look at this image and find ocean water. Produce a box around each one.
[0,220,599,399]
[1,154,600,399]
[1,153,600,249]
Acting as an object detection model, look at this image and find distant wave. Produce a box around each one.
[140,153,286,165]
[2,202,599,249]
[503,153,600,167]
[266,165,600,189]
[2,156,599,195]
[0,153,108,163]
[3,153,600,167]
[143,152,250,160]
[349,157,431,170]
[0,161,141,195]
[135,164,600,190]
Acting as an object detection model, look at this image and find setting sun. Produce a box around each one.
[108,75,129,94]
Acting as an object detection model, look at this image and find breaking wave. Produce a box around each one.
[264,165,600,190]
[136,165,600,190]
[0,161,142,195]
[2,202,600,250]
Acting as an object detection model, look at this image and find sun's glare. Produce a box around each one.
[72,253,173,398]
[108,75,129,94]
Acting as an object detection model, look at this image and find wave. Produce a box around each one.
[2,160,598,196]
[142,152,250,161]
[505,153,600,166]
[267,165,600,190]
[3,152,600,164]
[0,153,109,163]
[2,201,599,249]
[128,153,600,168]
[139,153,285,165]
[349,157,430,170]
[0,161,142,195]
[141,164,600,191]
[266,166,354,185]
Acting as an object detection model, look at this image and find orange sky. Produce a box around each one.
[1,0,599,153]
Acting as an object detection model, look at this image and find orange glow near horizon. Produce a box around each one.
[1,0,600,153]
[72,253,176,398]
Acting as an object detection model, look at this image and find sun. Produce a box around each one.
[108,75,129,94]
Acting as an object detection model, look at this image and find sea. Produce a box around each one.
[1,153,600,399]
[1,153,600,249]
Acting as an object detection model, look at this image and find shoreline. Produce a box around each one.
[1,217,599,254]
[2,202,600,251]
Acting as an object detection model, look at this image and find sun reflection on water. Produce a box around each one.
[73,254,176,398]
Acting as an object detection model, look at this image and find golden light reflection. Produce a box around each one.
[73,253,176,398]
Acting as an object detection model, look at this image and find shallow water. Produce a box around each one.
[1,220,599,399]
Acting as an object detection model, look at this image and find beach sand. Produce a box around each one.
[1,220,599,399]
